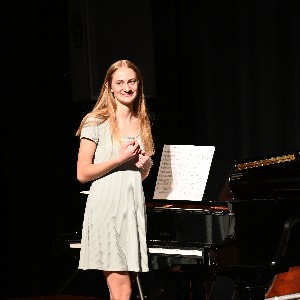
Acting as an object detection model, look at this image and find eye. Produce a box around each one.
[129,79,137,85]
[116,81,123,85]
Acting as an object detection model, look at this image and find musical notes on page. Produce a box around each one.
[153,145,215,201]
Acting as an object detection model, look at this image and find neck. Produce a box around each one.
[116,104,135,120]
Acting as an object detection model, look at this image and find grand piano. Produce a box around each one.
[145,149,300,299]
[55,150,300,299]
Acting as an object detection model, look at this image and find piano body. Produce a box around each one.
[146,150,300,299]
[55,150,300,299]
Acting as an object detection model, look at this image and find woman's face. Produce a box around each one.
[110,67,139,105]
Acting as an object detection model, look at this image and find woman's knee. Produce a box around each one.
[104,271,132,300]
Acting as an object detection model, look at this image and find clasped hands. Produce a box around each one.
[121,140,151,169]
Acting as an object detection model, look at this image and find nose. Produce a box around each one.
[124,83,131,90]
[122,83,133,93]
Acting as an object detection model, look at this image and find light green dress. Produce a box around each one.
[78,117,149,272]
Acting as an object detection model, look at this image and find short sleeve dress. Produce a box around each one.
[78,117,149,272]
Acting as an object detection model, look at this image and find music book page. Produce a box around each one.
[153,145,215,201]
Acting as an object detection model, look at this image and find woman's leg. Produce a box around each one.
[103,271,132,300]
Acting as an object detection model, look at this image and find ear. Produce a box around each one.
[105,82,108,89]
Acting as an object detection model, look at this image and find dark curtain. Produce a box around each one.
[2,0,300,298]
[151,0,300,160]
[2,1,82,298]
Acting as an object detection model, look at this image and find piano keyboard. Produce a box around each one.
[70,242,81,249]
[69,243,203,257]
[148,247,203,257]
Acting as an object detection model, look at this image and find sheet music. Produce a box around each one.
[153,145,215,201]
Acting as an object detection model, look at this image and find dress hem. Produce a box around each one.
[78,266,149,272]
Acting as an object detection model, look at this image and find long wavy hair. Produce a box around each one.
[75,59,155,155]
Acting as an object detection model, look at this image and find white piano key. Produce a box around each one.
[148,247,203,257]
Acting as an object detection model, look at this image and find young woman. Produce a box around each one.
[75,59,155,300]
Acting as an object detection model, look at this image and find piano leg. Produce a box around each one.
[209,276,240,300]
[138,268,216,299]
[236,285,266,300]
[190,280,214,300]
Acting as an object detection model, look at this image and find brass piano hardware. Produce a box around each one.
[236,154,296,170]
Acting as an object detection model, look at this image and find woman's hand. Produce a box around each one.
[135,149,152,170]
[135,149,153,180]
[119,140,140,162]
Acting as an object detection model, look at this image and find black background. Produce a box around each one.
[2,0,300,298]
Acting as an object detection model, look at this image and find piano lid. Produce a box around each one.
[229,150,300,200]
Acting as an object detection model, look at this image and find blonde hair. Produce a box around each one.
[75,59,155,155]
